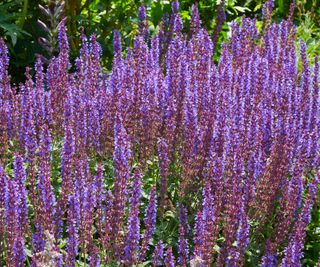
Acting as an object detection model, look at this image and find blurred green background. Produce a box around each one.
[0,0,319,84]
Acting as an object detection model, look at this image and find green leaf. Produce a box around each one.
[233,6,251,13]
[25,248,32,258]
[254,4,262,12]
[137,261,152,266]
[165,210,176,220]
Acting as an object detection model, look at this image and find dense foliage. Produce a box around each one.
[0,0,319,266]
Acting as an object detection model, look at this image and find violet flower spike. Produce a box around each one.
[124,169,143,265]
[139,186,157,261]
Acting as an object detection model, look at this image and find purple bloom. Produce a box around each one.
[212,0,226,52]
[6,180,26,266]
[158,138,170,216]
[0,4,319,266]
[281,177,319,266]
[89,245,101,267]
[35,57,46,128]
[171,0,179,13]
[139,186,157,261]
[95,164,105,236]
[261,241,277,267]
[152,240,164,266]
[190,4,201,34]
[38,125,56,233]
[111,114,132,259]
[113,30,122,58]
[164,247,176,267]
[193,211,204,260]
[0,38,9,81]
[13,154,28,233]
[58,120,75,237]
[262,0,274,23]
[124,169,142,265]
[178,205,189,267]
[65,193,80,267]
[138,5,149,40]
[201,181,216,264]
[0,165,8,238]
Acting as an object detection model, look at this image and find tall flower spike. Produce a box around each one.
[5,180,26,266]
[23,84,38,206]
[262,0,274,26]
[201,181,216,265]
[124,169,142,265]
[51,17,70,133]
[190,4,201,34]
[261,240,278,267]
[172,0,179,13]
[178,205,189,267]
[212,0,226,52]
[288,0,296,22]
[139,186,157,261]
[164,247,176,267]
[65,193,80,267]
[111,114,131,259]
[60,121,75,209]
[280,177,319,266]
[0,38,9,83]
[138,4,149,41]
[37,124,56,233]
[95,164,105,237]
[0,165,8,245]
[77,159,95,256]
[158,138,170,216]
[35,57,45,129]
[56,120,75,241]
[193,211,204,260]
[13,154,28,234]
[0,38,11,162]
[89,244,101,267]
[57,18,69,63]
[233,200,250,266]
[113,30,122,59]
[152,240,164,266]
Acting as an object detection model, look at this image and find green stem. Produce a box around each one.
[19,0,29,27]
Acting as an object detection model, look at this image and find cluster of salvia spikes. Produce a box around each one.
[0,0,319,265]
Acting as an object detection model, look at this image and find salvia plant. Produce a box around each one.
[0,0,319,266]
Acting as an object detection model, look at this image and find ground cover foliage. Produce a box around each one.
[0,0,319,266]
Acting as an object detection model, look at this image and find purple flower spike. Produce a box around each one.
[124,169,142,265]
[139,186,157,261]
[138,5,149,41]
[35,57,45,128]
[6,180,26,266]
[190,4,201,34]
[158,138,170,216]
[152,240,164,266]
[178,205,189,267]
[13,154,28,234]
[89,245,101,267]
[58,18,69,53]
[113,30,122,58]
[261,241,277,267]
[65,193,80,267]
[164,247,176,267]
[280,177,319,266]
[111,114,131,259]
[172,0,179,13]
[0,165,8,239]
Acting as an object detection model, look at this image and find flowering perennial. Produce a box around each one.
[0,0,319,266]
